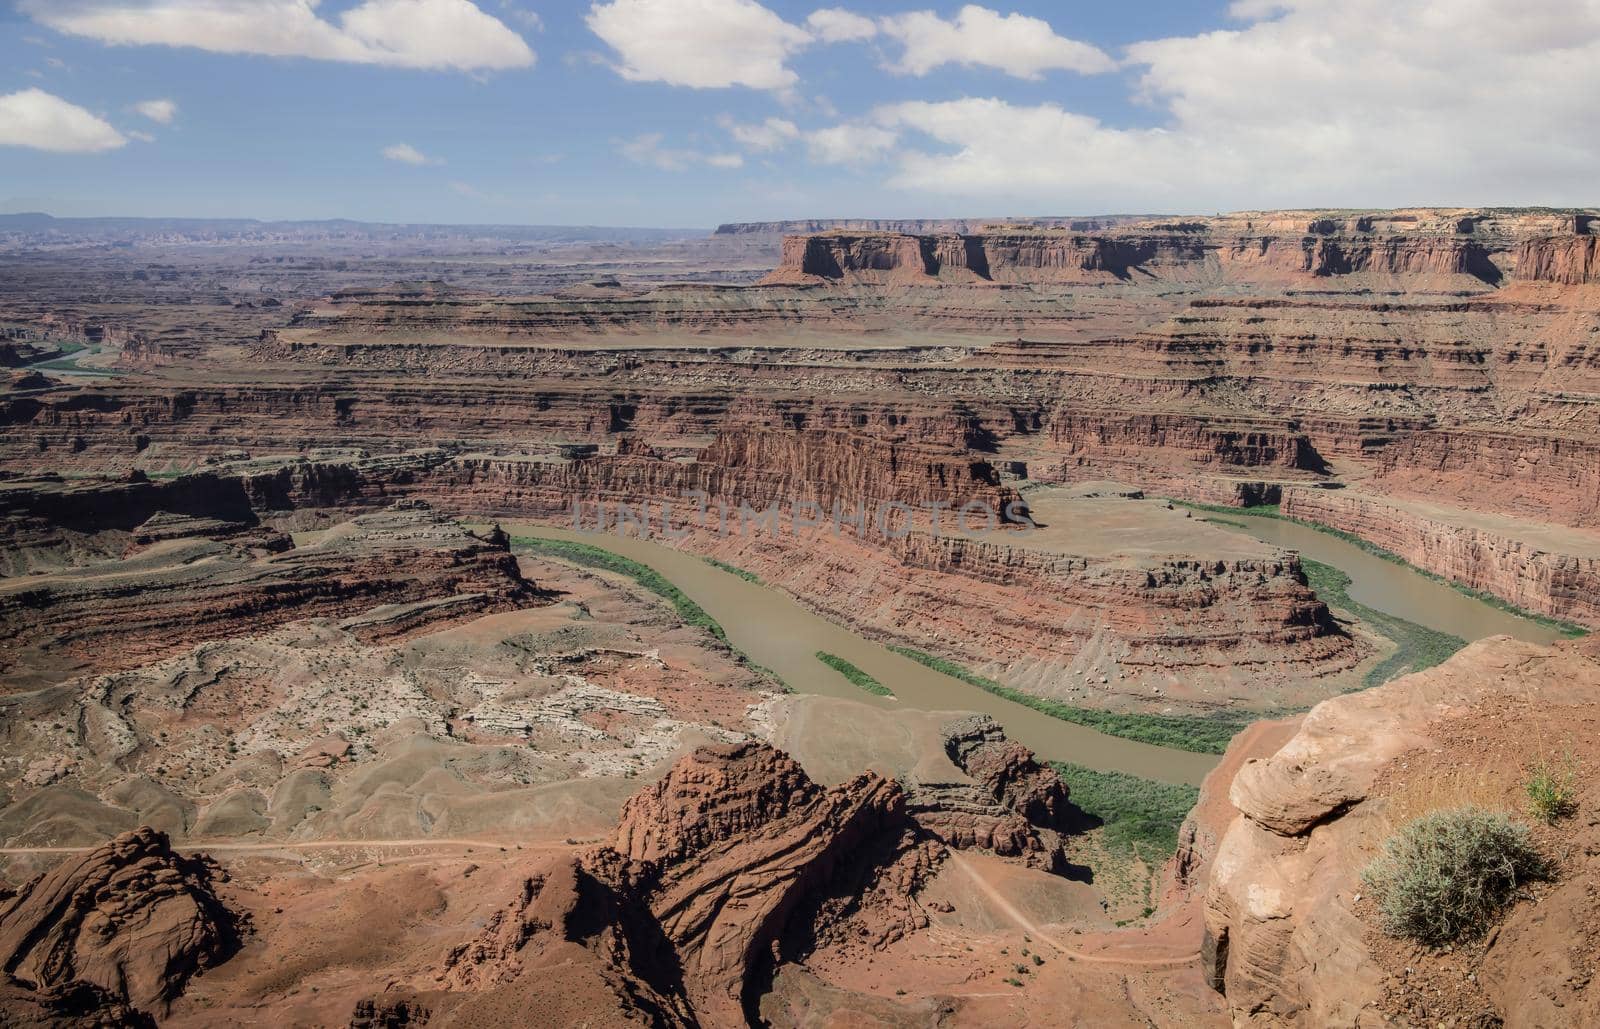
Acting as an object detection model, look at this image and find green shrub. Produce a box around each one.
[1049,761,1199,860]
[815,651,892,696]
[1362,808,1547,946]
[889,646,1249,754]
[1525,754,1580,824]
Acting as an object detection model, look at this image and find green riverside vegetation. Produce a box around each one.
[702,557,761,583]
[1050,761,1200,861]
[887,645,1249,754]
[513,535,728,640]
[1301,558,1467,688]
[1174,500,1588,637]
[815,651,893,696]
[511,536,792,692]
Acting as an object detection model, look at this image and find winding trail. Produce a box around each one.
[944,852,1200,968]
[0,837,529,857]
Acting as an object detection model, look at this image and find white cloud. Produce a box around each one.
[806,121,897,166]
[879,5,1115,79]
[23,0,535,73]
[133,98,177,123]
[617,132,743,171]
[587,0,811,89]
[812,0,1600,210]
[382,142,441,165]
[721,115,800,151]
[805,7,876,43]
[0,88,127,153]
[128,129,156,142]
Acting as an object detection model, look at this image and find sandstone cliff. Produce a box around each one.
[427,742,932,1026]
[0,827,240,1021]
[1203,635,1600,1024]
[1282,487,1600,627]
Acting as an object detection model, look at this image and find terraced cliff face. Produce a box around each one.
[761,209,1591,288]
[4,206,1598,719]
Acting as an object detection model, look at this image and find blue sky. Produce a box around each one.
[2,1,1598,227]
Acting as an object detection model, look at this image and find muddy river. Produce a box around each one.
[1210,513,1569,646]
[502,514,1567,788]
[503,523,1220,786]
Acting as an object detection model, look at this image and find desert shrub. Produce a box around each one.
[1362,808,1547,946]
[1525,754,1580,824]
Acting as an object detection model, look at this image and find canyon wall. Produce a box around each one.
[1281,488,1600,627]
[762,210,1596,288]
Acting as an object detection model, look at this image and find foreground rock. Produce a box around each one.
[0,827,240,1022]
[361,736,1074,1026]
[430,742,933,1026]
[907,715,1074,872]
[1203,634,1600,1025]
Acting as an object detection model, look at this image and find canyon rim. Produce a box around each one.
[5,1,1600,1027]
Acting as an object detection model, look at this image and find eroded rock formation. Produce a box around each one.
[427,742,934,1026]
[0,500,536,691]
[0,827,239,1021]
[1203,635,1600,1024]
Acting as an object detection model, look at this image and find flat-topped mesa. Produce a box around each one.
[713,216,1138,236]
[760,208,1600,288]
[1513,231,1600,284]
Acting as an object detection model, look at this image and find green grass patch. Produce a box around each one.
[815,651,892,696]
[887,645,1249,754]
[703,557,760,583]
[1177,500,1588,637]
[1301,558,1467,688]
[1050,761,1200,861]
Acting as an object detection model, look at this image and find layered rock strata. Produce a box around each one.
[0,827,239,1021]
[1281,487,1600,627]
[0,501,536,691]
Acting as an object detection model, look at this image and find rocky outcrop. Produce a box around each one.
[1202,636,1600,1024]
[906,716,1073,872]
[434,742,937,1027]
[1282,487,1600,627]
[0,827,240,1019]
[0,472,272,576]
[761,210,1591,288]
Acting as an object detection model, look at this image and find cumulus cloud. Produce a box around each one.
[804,7,877,43]
[23,0,535,72]
[586,3,1107,88]
[617,132,743,171]
[812,0,1600,209]
[132,98,177,123]
[587,0,811,89]
[878,5,1115,79]
[721,115,800,151]
[382,142,441,165]
[805,121,897,166]
[0,88,127,153]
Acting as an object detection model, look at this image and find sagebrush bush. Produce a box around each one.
[1362,808,1547,946]
[1525,754,1580,824]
